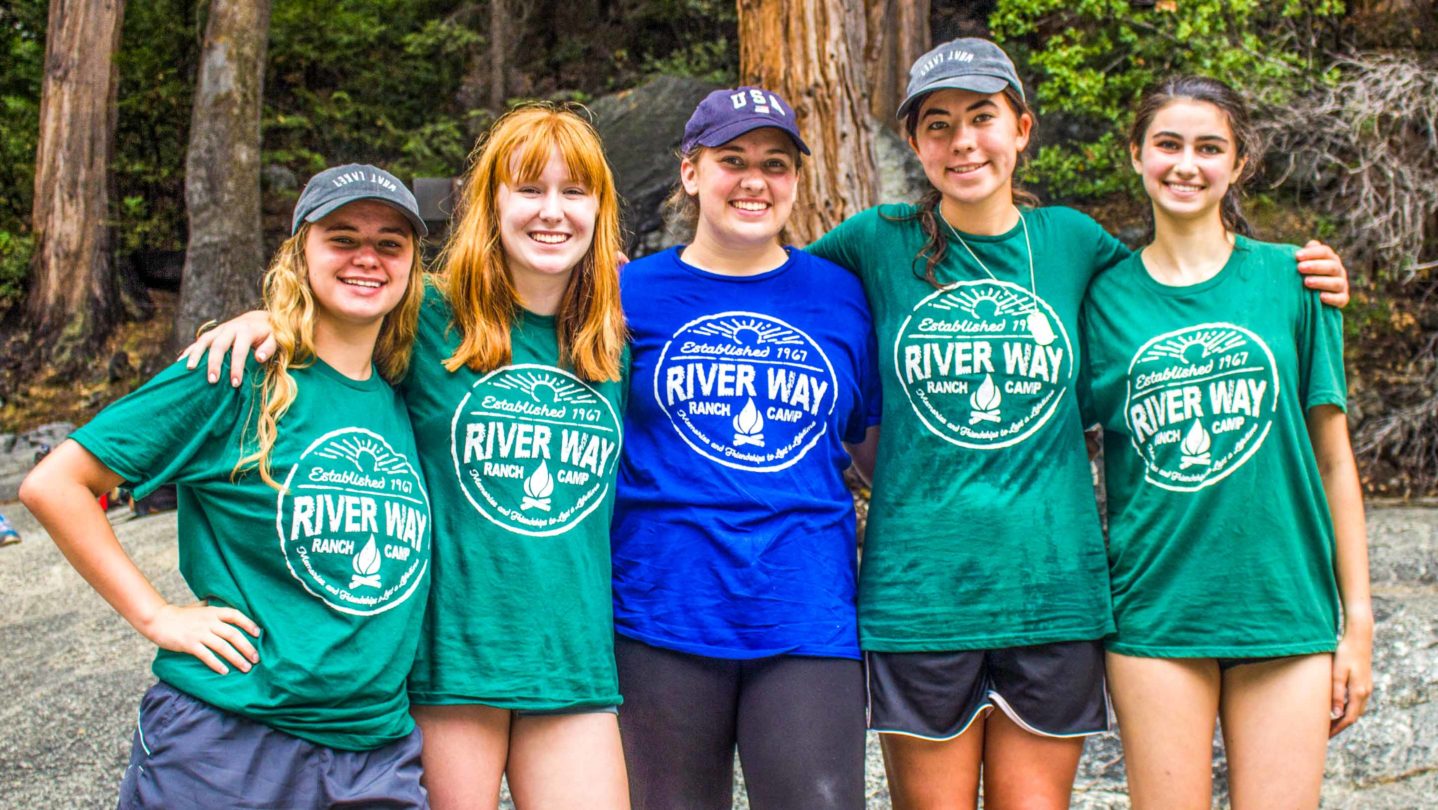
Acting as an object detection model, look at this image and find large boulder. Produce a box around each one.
[0,422,75,501]
[590,75,721,257]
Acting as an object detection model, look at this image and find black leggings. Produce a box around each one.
[615,634,867,810]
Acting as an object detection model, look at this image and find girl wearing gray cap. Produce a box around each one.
[806,37,1352,810]
[23,165,433,808]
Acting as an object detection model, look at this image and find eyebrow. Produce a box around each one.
[920,99,998,120]
[1151,130,1230,144]
[320,222,411,236]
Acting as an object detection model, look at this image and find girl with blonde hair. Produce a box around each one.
[24,165,433,809]
[183,104,631,810]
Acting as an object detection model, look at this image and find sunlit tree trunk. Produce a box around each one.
[737,0,880,244]
[864,0,930,130]
[174,0,271,347]
[27,0,126,370]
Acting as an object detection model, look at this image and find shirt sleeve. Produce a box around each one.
[1297,287,1347,412]
[804,209,875,281]
[846,319,883,443]
[70,358,254,500]
[1076,302,1100,429]
[1084,213,1134,280]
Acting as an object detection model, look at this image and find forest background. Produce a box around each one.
[1,0,1435,496]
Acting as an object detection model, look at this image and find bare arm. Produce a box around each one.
[1296,240,1351,308]
[177,310,274,388]
[845,426,880,487]
[1306,405,1372,736]
[19,441,262,675]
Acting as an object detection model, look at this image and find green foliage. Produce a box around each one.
[0,0,741,297]
[991,0,1345,200]
[0,0,46,252]
[113,0,198,255]
[0,230,32,309]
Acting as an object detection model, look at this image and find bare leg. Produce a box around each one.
[879,714,986,810]
[1106,653,1219,810]
[507,711,630,810]
[1221,654,1331,810]
[981,710,1086,810]
[411,704,510,810]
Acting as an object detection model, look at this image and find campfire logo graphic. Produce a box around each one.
[278,428,430,615]
[655,311,837,472]
[1123,323,1278,492]
[349,536,383,589]
[521,460,554,511]
[733,398,765,446]
[894,280,1071,449]
[451,364,622,536]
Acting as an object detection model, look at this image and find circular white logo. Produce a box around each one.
[1124,323,1279,491]
[450,364,621,536]
[893,280,1071,449]
[653,312,837,472]
[277,428,430,615]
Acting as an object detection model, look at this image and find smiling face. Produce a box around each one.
[1131,99,1246,225]
[497,146,599,297]
[909,88,1032,215]
[304,199,415,332]
[681,127,799,250]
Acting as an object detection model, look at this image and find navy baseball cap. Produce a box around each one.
[897,38,1026,121]
[682,87,811,156]
[291,164,428,237]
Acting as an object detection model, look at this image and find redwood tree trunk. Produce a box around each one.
[175,0,271,348]
[27,0,126,370]
[864,0,930,130]
[738,0,879,245]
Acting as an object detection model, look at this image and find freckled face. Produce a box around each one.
[909,88,1032,211]
[497,146,599,287]
[304,199,414,330]
[681,127,799,249]
[1132,99,1245,223]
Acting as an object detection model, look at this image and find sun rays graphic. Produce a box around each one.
[315,435,409,474]
[492,370,598,404]
[690,317,805,346]
[929,286,1032,317]
[1140,328,1246,364]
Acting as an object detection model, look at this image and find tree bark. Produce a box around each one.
[488,0,507,110]
[738,0,880,244]
[864,0,930,130]
[174,0,271,349]
[27,0,127,371]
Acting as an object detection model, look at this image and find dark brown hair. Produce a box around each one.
[1129,75,1262,237]
[892,87,1041,290]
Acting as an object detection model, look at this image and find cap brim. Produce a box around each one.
[896,75,1013,120]
[300,196,429,238]
[692,119,812,156]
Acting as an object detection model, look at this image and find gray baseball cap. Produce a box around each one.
[896,38,1026,121]
[291,164,428,237]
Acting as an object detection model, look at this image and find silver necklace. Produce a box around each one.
[942,209,1055,346]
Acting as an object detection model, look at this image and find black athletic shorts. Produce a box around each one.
[865,639,1110,740]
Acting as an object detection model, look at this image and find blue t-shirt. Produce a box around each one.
[612,246,881,659]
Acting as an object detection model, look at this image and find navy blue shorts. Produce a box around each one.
[866,640,1111,740]
[117,681,428,809]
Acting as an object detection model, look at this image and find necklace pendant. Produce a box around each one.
[1027,309,1055,346]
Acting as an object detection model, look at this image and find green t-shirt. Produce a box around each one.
[403,284,626,709]
[1080,236,1345,657]
[808,205,1129,650]
[71,357,431,751]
